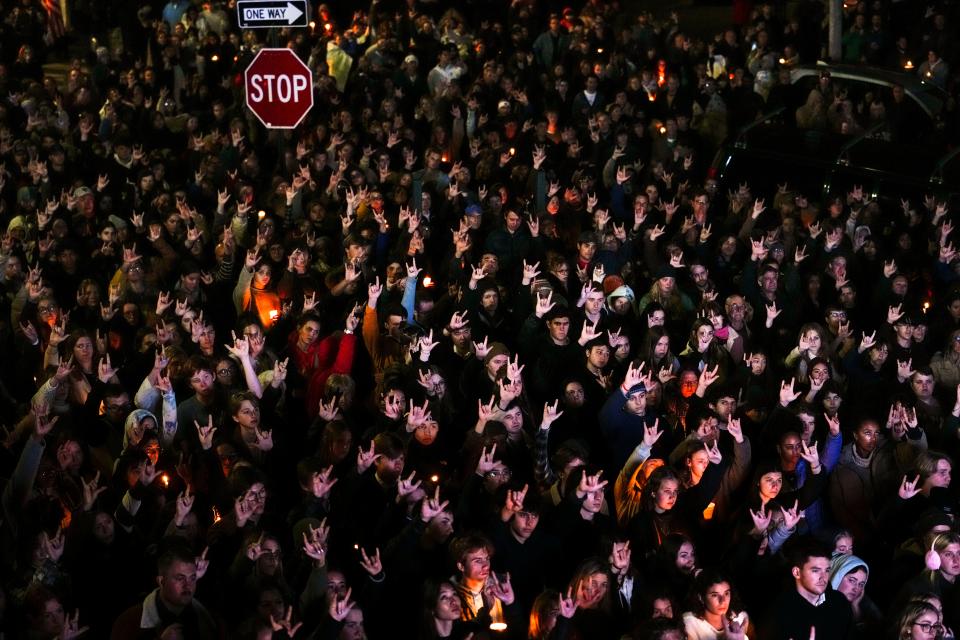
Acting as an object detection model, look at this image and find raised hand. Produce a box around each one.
[194,416,217,451]
[308,465,337,499]
[799,439,821,471]
[541,400,564,429]
[705,440,722,465]
[781,499,803,529]
[609,540,631,575]
[476,444,498,476]
[329,587,356,622]
[396,470,422,502]
[269,605,303,638]
[357,439,380,474]
[420,485,450,522]
[642,419,662,448]
[175,488,194,527]
[82,471,107,512]
[749,505,772,533]
[780,378,801,406]
[359,547,383,577]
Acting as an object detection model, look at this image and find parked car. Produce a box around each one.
[709,64,958,208]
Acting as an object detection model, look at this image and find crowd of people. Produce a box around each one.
[1,0,960,638]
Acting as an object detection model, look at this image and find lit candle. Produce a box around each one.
[161,473,170,488]
[423,276,434,288]
[904,60,914,70]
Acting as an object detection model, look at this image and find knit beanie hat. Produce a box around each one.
[829,554,868,590]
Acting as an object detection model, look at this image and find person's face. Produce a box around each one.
[481,289,498,313]
[854,421,879,455]
[676,541,696,574]
[501,407,523,433]
[658,276,675,295]
[460,548,491,582]
[940,543,960,578]
[798,412,816,442]
[73,336,94,362]
[413,417,439,445]
[234,399,260,430]
[564,382,585,407]
[912,374,934,399]
[653,335,670,360]
[610,296,631,315]
[696,324,714,346]
[759,471,783,501]
[680,371,698,398]
[450,325,472,349]
[778,434,802,468]
[690,266,708,288]
[893,277,909,297]
[37,298,60,327]
[587,345,610,370]
[486,355,508,378]
[244,482,267,516]
[794,556,831,597]
[375,454,404,483]
[655,478,679,512]
[57,440,83,472]
[911,610,943,640]
[687,450,711,478]
[38,598,65,636]
[548,317,570,343]
[504,211,522,232]
[585,291,604,315]
[298,320,321,347]
[651,597,674,619]
[578,242,597,262]
[760,270,779,293]
[896,322,914,342]
[823,392,842,415]
[383,315,404,339]
[582,487,604,513]
[511,510,540,541]
[804,330,821,353]
[257,588,286,626]
[712,396,736,420]
[256,538,282,575]
[928,460,952,489]
[704,581,732,617]
[345,243,368,263]
[625,389,647,415]
[478,253,499,275]
[190,369,215,395]
[868,344,888,368]
[836,568,867,603]
[159,559,198,608]
[434,583,462,621]
[577,572,608,608]
[93,511,115,545]
[648,310,666,327]
[326,571,348,599]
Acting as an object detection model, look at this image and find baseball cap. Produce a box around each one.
[465,204,483,216]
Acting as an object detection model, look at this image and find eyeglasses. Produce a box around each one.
[485,469,511,479]
[216,368,234,375]
[828,311,847,318]
[246,488,268,501]
[38,304,57,313]
[913,622,943,634]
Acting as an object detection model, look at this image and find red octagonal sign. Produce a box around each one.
[245,48,314,129]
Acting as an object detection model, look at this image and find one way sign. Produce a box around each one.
[237,0,309,28]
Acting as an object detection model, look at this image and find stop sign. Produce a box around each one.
[244,48,314,129]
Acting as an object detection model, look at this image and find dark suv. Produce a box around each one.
[710,65,959,208]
